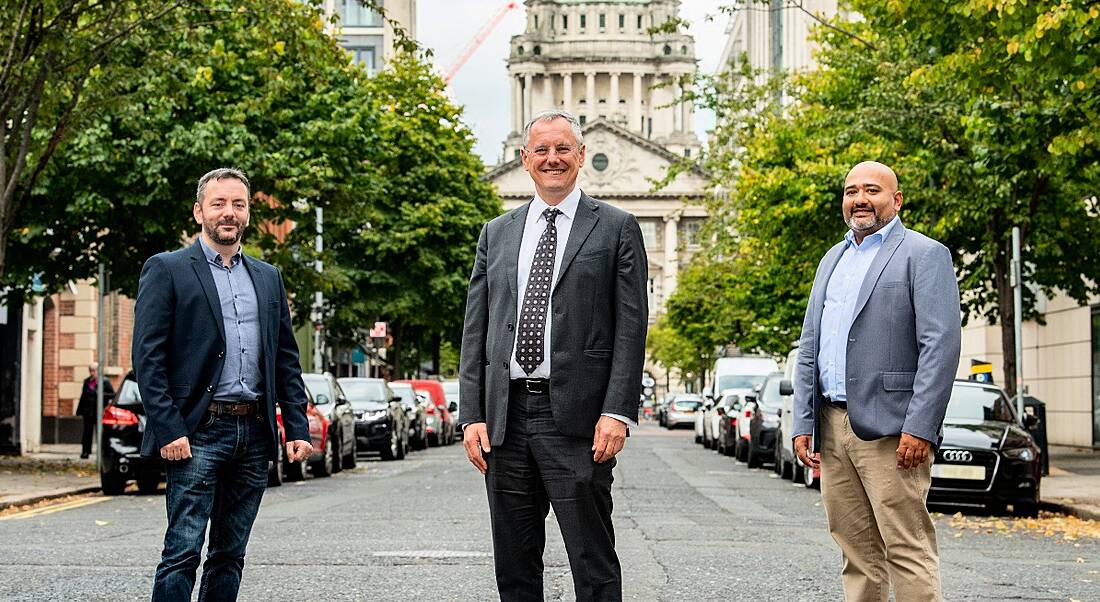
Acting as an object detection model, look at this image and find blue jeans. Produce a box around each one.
[151,413,270,602]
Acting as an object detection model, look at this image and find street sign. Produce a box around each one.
[642,386,654,396]
[370,321,387,338]
[641,376,655,388]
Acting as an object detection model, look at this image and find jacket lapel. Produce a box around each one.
[553,193,599,288]
[813,241,847,355]
[503,202,530,302]
[851,221,907,323]
[189,241,226,342]
[241,255,271,350]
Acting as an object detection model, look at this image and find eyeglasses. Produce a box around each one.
[524,145,577,158]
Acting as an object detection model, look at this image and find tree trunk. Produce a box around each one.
[993,241,1017,397]
[431,332,441,376]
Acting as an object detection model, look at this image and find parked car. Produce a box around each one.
[694,398,709,444]
[743,373,784,468]
[394,379,456,446]
[713,393,742,456]
[928,380,1043,516]
[301,372,357,474]
[339,377,409,461]
[665,394,703,429]
[389,382,428,451]
[270,386,330,485]
[707,356,779,402]
[777,347,820,488]
[442,379,461,439]
[99,373,164,495]
[656,393,677,427]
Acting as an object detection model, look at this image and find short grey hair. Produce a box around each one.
[521,109,584,149]
[195,167,251,205]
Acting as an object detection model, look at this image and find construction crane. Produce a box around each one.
[443,1,519,84]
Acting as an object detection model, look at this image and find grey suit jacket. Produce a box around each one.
[459,192,649,446]
[793,220,961,452]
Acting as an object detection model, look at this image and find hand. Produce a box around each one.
[160,436,192,461]
[286,440,313,463]
[592,416,627,463]
[463,423,491,475]
[896,433,931,470]
[793,435,819,470]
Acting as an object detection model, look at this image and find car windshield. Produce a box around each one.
[717,374,767,391]
[757,377,783,410]
[116,379,141,406]
[340,380,387,403]
[673,399,701,410]
[944,385,1016,423]
[302,375,330,403]
[390,385,417,408]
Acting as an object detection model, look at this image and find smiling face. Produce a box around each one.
[193,177,250,247]
[520,117,585,204]
[842,161,902,240]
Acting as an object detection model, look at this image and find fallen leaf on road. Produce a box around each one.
[95,520,109,526]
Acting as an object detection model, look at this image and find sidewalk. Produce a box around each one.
[1040,445,1100,520]
[0,444,99,511]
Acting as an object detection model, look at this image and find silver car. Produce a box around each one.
[666,394,703,429]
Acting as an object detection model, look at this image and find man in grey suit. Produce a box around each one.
[792,161,961,601]
[459,109,648,602]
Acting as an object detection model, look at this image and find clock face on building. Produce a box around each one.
[592,153,610,171]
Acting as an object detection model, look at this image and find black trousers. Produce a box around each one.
[81,413,95,456]
[485,384,621,602]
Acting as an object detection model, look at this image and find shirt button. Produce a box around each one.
[206,385,213,392]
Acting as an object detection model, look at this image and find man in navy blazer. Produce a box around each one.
[793,162,961,601]
[133,168,313,601]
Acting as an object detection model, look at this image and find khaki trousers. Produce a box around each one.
[819,404,940,602]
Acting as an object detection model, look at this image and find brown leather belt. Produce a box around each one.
[207,401,259,416]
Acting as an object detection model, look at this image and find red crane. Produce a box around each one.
[443,1,520,83]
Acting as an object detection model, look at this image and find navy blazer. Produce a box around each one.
[132,240,311,459]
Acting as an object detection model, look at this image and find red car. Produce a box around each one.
[269,388,332,486]
[392,379,456,447]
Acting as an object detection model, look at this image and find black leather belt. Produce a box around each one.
[511,379,549,395]
[823,396,847,409]
[208,400,260,416]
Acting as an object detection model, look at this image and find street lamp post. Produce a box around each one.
[95,263,107,473]
[313,206,324,373]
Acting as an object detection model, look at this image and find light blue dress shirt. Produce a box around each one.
[817,216,901,401]
[199,237,263,401]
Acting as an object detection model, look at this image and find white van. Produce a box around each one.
[708,356,780,401]
[777,347,820,489]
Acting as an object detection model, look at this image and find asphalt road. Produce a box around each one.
[0,423,1095,601]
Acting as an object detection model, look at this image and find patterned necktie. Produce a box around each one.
[515,207,562,375]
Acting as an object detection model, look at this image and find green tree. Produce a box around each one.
[670,1,1100,394]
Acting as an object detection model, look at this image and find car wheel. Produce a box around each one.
[284,455,306,482]
[773,446,783,475]
[381,428,399,461]
[100,471,127,496]
[747,439,762,468]
[723,436,735,457]
[342,439,357,469]
[695,431,702,444]
[330,432,343,474]
[736,438,749,463]
[414,428,427,451]
[396,430,407,460]
[311,436,334,477]
[268,443,285,487]
[136,474,160,495]
[780,451,793,480]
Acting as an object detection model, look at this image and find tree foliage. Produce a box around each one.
[664,0,1100,394]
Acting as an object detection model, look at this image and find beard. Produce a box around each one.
[845,207,890,233]
[203,217,245,246]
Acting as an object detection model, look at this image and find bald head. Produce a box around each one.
[842,161,903,242]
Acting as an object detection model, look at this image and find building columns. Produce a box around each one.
[585,71,596,122]
[632,72,643,134]
[512,75,523,133]
[562,72,573,114]
[664,215,679,295]
[609,72,620,119]
[673,82,683,132]
[523,73,533,128]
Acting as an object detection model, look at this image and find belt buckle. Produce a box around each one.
[525,380,539,394]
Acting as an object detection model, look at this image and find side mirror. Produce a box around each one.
[1023,413,1040,429]
[393,396,403,403]
[779,379,794,396]
[449,402,458,413]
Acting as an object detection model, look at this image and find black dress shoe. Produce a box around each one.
[80,453,90,459]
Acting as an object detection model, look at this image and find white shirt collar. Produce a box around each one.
[530,185,582,223]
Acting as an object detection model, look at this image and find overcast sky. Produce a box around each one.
[416,0,729,165]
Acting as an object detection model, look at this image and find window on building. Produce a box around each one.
[647,117,652,138]
[580,14,586,29]
[619,14,625,29]
[517,46,524,56]
[579,115,587,125]
[683,220,702,247]
[337,0,384,27]
[533,45,541,56]
[348,46,377,74]
[684,148,691,158]
[663,45,672,56]
[562,15,568,30]
[640,221,657,249]
[681,45,689,55]
[599,13,606,30]
[648,277,658,315]
[637,14,643,30]
[534,14,539,29]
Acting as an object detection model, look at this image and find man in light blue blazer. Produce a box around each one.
[792,161,961,601]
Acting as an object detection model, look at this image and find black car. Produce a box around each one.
[100,374,164,495]
[301,372,357,473]
[339,377,410,461]
[927,380,1043,516]
[390,382,428,451]
[744,373,783,468]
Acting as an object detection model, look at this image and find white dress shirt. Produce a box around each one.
[509,186,635,427]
